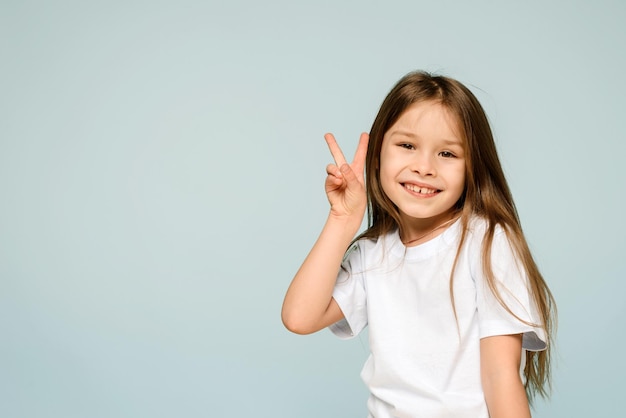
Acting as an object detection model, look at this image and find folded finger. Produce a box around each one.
[325,163,342,178]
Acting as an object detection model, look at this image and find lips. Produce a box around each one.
[403,183,440,195]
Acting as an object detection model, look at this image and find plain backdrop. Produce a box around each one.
[1,1,624,417]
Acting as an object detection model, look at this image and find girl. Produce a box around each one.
[282,71,556,418]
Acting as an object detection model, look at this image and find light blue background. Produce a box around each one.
[1,1,624,417]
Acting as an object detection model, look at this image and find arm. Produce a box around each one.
[480,334,531,418]
[281,133,369,335]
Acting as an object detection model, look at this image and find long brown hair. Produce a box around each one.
[355,71,556,401]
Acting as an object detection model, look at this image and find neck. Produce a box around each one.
[400,214,460,247]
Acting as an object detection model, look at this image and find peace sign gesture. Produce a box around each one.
[324,132,369,221]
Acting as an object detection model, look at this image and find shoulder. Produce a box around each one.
[343,230,399,267]
[351,230,398,252]
[342,235,376,264]
[463,216,526,279]
[464,216,508,244]
[460,216,515,267]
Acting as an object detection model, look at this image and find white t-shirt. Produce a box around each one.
[330,218,546,418]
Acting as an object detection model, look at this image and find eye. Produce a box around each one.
[439,150,456,158]
[398,143,415,150]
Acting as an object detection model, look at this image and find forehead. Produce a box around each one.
[385,101,463,144]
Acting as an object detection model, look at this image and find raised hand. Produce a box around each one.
[324,132,369,220]
[281,132,369,335]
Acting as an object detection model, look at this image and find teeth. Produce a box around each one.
[405,184,437,194]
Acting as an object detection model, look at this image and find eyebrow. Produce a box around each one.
[388,130,463,146]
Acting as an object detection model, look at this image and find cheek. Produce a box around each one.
[457,167,466,184]
[379,167,393,191]
[378,147,405,178]
[378,165,397,198]
[378,153,392,182]
[454,167,467,193]
[444,163,466,192]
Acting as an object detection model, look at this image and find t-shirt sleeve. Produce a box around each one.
[475,227,547,351]
[328,243,368,340]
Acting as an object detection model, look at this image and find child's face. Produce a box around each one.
[379,101,466,230]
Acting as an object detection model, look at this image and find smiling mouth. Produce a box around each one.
[403,183,441,195]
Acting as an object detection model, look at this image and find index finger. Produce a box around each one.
[324,133,347,167]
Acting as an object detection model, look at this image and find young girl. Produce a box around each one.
[282,71,556,418]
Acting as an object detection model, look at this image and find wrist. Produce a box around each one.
[326,212,363,237]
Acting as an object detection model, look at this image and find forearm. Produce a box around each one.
[482,369,531,418]
[281,215,361,334]
[481,334,531,418]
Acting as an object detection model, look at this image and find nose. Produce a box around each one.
[411,152,436,176]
